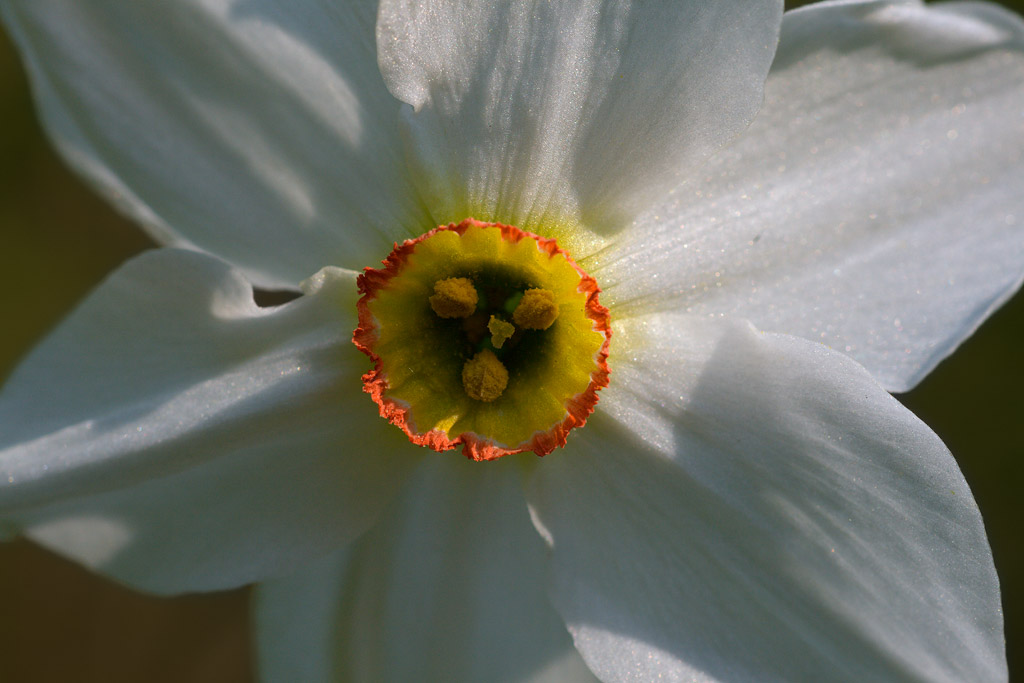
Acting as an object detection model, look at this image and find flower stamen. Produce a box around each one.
[429,277,478,318]
[462,350,509,401]
[513,288,559,330]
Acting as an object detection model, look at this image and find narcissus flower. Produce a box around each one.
[1,0,1022,680]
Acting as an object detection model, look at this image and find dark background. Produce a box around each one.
[0,3,1021,681]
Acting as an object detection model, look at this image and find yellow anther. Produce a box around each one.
[430,277,478,318]
[462,350,509,402]
[487,316,516,349]
[513,288,559,330]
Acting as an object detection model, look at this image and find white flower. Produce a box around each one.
[1,0,1022,680]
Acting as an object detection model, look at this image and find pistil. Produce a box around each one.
[487,316,515,349]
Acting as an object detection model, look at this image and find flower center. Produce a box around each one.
[353,218,610,461]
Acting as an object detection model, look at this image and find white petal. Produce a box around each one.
[593,0,1024,391]
[0,1,430,287]
[256,455,598,683]
[255,548,351,683]
[527,314,1005,682]
[377,0,781,247]
[0,249,417,593]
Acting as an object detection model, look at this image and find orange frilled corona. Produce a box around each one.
[354,219,610,461]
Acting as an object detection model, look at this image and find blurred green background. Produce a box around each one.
[0,3,1021,681]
